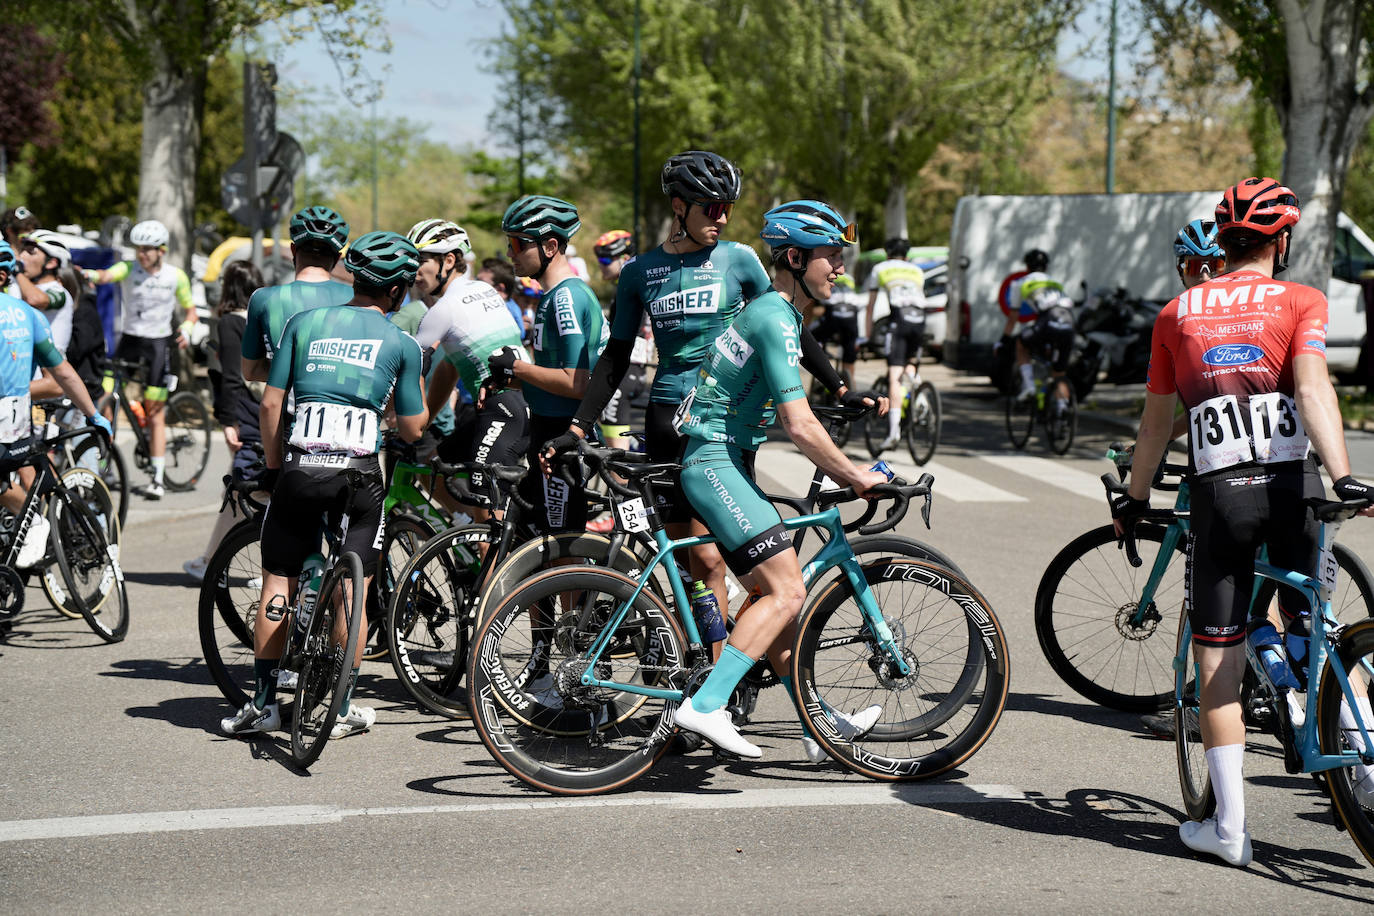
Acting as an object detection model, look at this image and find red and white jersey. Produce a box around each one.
[1146,270,1328,474]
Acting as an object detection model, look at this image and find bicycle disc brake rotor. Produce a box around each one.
[1114,602,1160,641]
[866,618,922,691]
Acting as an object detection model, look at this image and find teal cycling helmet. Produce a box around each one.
[760,200,855,251]
[0,240,17,277]
[344,230,420,287]
[1174,218,1223,259]
[501,195,581,242]
[290,205,350,253]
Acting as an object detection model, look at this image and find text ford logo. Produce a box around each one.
[1201,344,1263,366]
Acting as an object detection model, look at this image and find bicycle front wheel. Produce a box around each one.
[468,566,687,795]
[1044,384,1077,455]
[42,468,119,620]
[70,433,129,531]
[48,484,129,643]
[905,381,940,466]
[161,391,213,491]
[291,551,364,768]
[1035,523,1184,712]
[792,559,1009,780]
[367,513,436,660]
[1005,393,1034,450]
[198,520,263,707]
[1316,619,1374,866]
[1174,608,1216,819]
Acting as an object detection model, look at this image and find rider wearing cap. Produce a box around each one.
[671,200,889,760]
[222,231,428,741]
[1115,177,1374,867]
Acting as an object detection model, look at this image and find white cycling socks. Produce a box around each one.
[1205,744,1246,839]
[1018,362,1034,391]
[887,399,902,439]
[151,456,166,486]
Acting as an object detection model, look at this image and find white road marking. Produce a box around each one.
[978,454,1109,502]
[884,458,1026,503]
[0,784,1027,842]
[753,444,1026,503]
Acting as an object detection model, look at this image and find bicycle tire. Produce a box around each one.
[367,513,436,660]
[467,566,686,795]
[42,469,120,620]
[1005,393,1034,450]
[198,520,263,707]
[905,381,940,466]
[1035,523,1185,712]
[1316,618,1374,866]
[792,559,1009,780]
[48,485,129,643]
[1174,608,1216,819]
[291,550,364,768]
[862,377,892,458]
[161,390,213,491]
[386,523,491,717]
[70,433,129,531]
[1045,384,1077,455]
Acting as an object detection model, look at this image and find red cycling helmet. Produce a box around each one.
[1215,177,1300,237]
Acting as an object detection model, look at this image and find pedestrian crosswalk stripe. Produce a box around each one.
[978,454,1109,502]
[882,457,1027,503]
[752,443,1027,503]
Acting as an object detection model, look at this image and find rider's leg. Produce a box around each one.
[144,392,167,487]
[673,522,727,662]
[1195,643,1248,840]
[1015,337,1034,395]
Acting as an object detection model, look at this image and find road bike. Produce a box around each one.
[1006,357,1076,455]
[35,397,130,530]
[863,371,941,466]
[1035,446,1374,712]
[467,448,1008,795]
[98,357,214,492]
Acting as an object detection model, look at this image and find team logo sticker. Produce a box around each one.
[1200,344,1263,366]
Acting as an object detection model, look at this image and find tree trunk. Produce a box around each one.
[136,60,206,272]
[1275,0,1374,292]
[883,178,908,243]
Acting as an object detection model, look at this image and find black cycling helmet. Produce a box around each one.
[884,237,910,259]
[344,230,420,288]
[661,150,742,203]
[1024,248,1049,272]
[290,206,350,253]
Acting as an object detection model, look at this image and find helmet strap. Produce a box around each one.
[531,238,555,281]
[785,248,821,306]
[434,252,455,293]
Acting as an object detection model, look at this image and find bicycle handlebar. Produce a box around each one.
[1105,441,1188,492]
[815,473,935,536]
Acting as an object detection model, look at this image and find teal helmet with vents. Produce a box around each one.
[344,231,420,286]
[290,206,350,253]
[501,195,581,241]
[760,200,855,251]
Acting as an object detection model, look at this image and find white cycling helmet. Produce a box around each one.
[405,219,472,260]
[129,219,170,249]
[22,230,71,268]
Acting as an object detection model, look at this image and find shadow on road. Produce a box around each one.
[1003,691,1153,733]
[123,571,198,589]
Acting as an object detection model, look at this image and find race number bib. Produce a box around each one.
[1189,393,1308,474]
[616,496,651,533]
[289,401,379,456]
[888,283,923,310]
[0,395,32,443]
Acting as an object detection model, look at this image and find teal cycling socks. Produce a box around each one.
[780,675,819,741]
[339,667,361,711]
[254,658,279,709]
[690,645,755,713]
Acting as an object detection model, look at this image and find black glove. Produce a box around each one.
[259,467,281,493]
[1110,492,1149,525]
[1333,475,1373,503]
[839,388,883,410]
[420,346,436,378]
[543,429,583,461]
[487,346,520,388]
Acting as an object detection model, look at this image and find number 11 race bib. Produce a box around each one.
[289,401,379,456]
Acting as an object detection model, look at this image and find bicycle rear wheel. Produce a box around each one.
[1044,384,1077,455]
[1005,393,1034,450]
[1035,523,1184,712]
[161,390,213,491]
[367,513,436,660]
[862,378,892,458]
[792,559,1009,779]
[905,381,940,466]
[291,551,364,768]
[1316,619,1374,866]
[70,433,129,530]
[1175,609,1216,819]
[48,484,129,643]
[468,566,686,795]
[42,468,120,620]
[198,521,263,707]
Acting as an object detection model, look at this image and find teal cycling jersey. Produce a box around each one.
[678,290,807,450]
[0,293,63,443]
[610,240,771,404]
[242,279,354,362]
[526,277,604,418]
[267,304,425,455]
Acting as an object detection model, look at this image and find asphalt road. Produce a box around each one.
[3,365,1374,913]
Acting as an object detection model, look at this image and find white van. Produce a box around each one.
[943,192,1374,377]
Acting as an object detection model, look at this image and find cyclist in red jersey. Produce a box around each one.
[1113,178,1374,867]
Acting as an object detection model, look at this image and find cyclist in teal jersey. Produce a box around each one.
[241,206,353,382]
[488,195,603,533]
[222,231,428,740]
[671,200,889,758]
[409,218,530,518]
[546,152,878,644]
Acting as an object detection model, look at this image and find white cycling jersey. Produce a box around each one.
[414,278,529,394]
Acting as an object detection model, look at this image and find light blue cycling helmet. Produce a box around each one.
[1174,218,1222,259]
[0,241,17,277]
[760,200,855,250]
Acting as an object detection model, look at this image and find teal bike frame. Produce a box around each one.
[572,505,912,702]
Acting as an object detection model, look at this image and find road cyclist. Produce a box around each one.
[219,230,428,742]
[1112,176,1374,867]
[865,237,930,453]
[15,229,79,354]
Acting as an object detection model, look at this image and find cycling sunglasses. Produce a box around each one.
[1179,256,1224,280]
[695,201,734,221]
[507,234,540,253]
[597,255,614,265]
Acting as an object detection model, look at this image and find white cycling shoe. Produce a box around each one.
[1179,818,1252,867]
[801,704,883,763]
[673,700,761,758]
